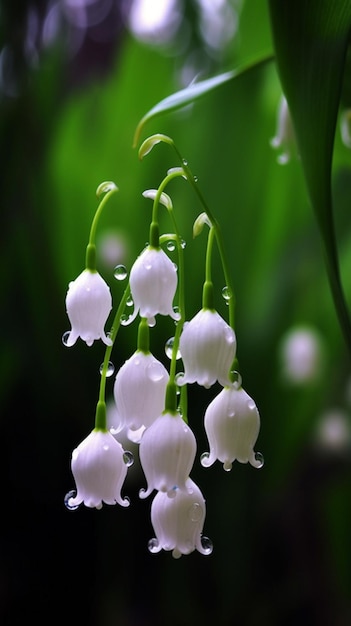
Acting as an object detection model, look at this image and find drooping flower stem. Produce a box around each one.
[86,182,118,271]
[149,168,185,247]
[151,173,188,419]
[137,317,150,353]
[139,135,235,330]
[202,227,216,311]
[95,283,131,430]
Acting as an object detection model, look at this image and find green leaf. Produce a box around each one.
[268,0,351,354]
[133,52,273,147]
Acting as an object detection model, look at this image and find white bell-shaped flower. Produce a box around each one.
[201,384,262,471]
[65,269,112,347]
[139,412,196,499]
[129,246,179,326]
[178,308,236,388]
[148,479,213,559]
[113,350,169,435]
[66,429,131,509]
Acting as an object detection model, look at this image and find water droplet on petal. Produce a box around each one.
[247,399,257,411]
[121,313,133,326]
[222,285,232,301]
[166,240,176,252]
[165,337,181,359]
[62,331,71,346]
[147,361,166,382]
[113,264,127,280]
[123,451,134,467]
[189,502,202,522]
[231,371,242,389]
[175,372,184,385]
[64,490,79,511]
[200,452,210,466]
[201,536,213,555]
[173,262,178,271]
[148,537,160,553]
[223,460,232,472]
[227,409,235,418]
[167,486,178,499]
[99,361,115,377]
[254,452,264,469]
[172,548,182,559]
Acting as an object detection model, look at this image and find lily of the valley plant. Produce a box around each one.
[63,135,263,558]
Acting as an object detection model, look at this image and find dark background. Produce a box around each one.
[1,1,351,624]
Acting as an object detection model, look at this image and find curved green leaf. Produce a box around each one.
[133,52,273,147]
[268,0,351,354]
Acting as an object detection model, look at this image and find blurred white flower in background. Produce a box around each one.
[279,325,325,385]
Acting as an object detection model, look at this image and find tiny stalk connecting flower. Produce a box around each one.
[141,168,188,419]
[86,181,118,271]
[138,135,236,332]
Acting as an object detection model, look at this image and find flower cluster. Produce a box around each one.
[63,141,263,558]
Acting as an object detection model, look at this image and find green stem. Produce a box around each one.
[137,317,150,353]
[95,283,131,430]
[171,143,236,330]
[86,187,118,271]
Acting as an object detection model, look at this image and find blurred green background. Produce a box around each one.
[1,1,351,624]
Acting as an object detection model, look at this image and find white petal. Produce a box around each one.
[65,270,112,347]
[139,412,196,498]
[179,309,236,387]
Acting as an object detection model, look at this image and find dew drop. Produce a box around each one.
[222,285,232,301]
[173,262,178,271]
[148,537,160,553]
[62,331,71,346]
[64,490,79,511]
[172,548,182,559]
[254,452,264,469]
[165,337,181,359]
[182,159,188,166]
[200,536,213,555]
[147,361,165,382]
[167,487,178,499]
[231,371,242,389]
[113,264,127,280]
[166,240,176,252]
[123,451,134,467]
[227,409,235,418]
[189,502,202,522]
[121,313,132,326]
[99,361,115,377]
[247,399,257,411]
[193,175,198,182]
[200,452,210,466]
[181,239,186,249]
[126,296,134,307]
[223,460,232,472]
